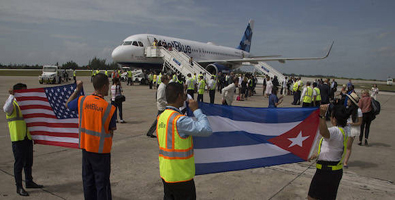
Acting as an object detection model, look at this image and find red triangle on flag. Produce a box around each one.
[268,109,319,160]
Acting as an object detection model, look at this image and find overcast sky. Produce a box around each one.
[1,0,394,80]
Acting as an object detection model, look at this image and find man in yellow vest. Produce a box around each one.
[185,73,195,99]
[4,83,43,196]
[157,82,212,199]
[127,70,133,86]
[313,82,322,107]
[197,75,205,102]
[66,74,116,200]
[300,81,313,107]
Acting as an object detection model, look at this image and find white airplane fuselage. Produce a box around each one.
[111,34,251,69]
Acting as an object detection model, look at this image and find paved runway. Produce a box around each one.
[1,76,394,199]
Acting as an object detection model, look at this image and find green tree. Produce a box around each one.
[62,61,79,69]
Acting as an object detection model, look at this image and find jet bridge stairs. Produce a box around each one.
[145,47,213,81]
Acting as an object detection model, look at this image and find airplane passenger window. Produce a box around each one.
[132,41,138,46]
[123,41,132,45]
[138,41,144,47]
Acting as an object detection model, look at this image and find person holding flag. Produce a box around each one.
[66,74,117,200]
[3,83,44,196]
[308,104,349,200]
[157,82,212,200]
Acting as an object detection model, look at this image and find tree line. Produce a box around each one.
[0,57,119,70]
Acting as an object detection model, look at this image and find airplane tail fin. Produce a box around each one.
[237,19,254,53]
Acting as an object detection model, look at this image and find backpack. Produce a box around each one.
[371,98,381,116]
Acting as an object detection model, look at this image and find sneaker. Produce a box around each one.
[120,120,126,123]
[116,120,119,123]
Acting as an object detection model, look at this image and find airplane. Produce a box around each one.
[111,20,333,75]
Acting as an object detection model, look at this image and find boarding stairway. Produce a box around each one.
[145,47,212,81]
[253,61,285,82]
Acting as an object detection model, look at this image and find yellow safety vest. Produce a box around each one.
[292,82,298,92]
[157,109,194,183]
[298,80,304,91]
[314,87,321,101]
[153,75,157,83]
[157,74,162,85]
[127,71,132,78]
[303,87,313,103]
[187,78,194,90]
[198,80,205,94]
[105,71,108,76]
[6,101,32,142]
[73,71,76,77]
[316,127,347,171]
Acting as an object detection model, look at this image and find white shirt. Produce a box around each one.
[346,108,362,136]
[157,83,167,111]
[318,127,346,162]
[221,83,236,105]
[3,95,15,115]
[111,85,122,101]
[208,79,215,90]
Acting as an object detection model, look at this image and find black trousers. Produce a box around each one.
[162,179,196,200]
[360,111,373,141]
[82,149,112,200]
[314,101,321,107]
[302,102,312,107]
[209,90,215,104]
[197,94,203,102]
[187,90,194,99]
[12,139,33,187]
[149,81,153,89]
[127,77,132,85]
[293,91,301,105]
[146,110,164,136]
[111,101,123,121]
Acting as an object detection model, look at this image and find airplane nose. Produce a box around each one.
[111,46,123,62]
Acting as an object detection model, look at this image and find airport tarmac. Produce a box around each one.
[0,76,394,200]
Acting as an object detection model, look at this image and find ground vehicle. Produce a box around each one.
[387,77,393,86]
[39,65,61,84]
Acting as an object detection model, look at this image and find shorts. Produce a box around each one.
[308,168,343,200]
[349,127,360,137]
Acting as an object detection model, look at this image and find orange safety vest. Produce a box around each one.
[78,95,116,153]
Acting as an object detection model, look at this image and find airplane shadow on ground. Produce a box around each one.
[347,160,378,169]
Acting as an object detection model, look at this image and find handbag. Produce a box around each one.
[115,85,125,102]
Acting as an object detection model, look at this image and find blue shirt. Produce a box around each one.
[166,106,212,138]
[268,94,279,108]
[67,95,116,130]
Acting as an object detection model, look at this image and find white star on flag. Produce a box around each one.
[288,132,309,148]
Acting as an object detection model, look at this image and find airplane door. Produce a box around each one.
[147,36,156,46]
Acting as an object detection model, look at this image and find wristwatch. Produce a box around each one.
[319,115,326,119]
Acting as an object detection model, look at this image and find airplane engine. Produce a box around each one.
[205,63,230,75]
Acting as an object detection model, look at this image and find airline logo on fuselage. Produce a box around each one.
[156,39,192,54]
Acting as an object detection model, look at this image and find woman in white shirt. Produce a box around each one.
[343,92,362,168]
[111,77,125,123]
[371,84,379,100]
[308,104,349,200]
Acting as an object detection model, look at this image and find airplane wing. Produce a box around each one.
[198,41,334,65]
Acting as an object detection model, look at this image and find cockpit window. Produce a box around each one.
[138,41,144,47]
[132,41,138,46]
[123,41,132,45]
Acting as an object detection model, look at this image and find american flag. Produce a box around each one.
[13,83,84,148]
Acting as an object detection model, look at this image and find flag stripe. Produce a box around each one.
[195,153,304,175]
[194,143,290,164]
[16,96,48,101]
[28,126,78,133]
[24,114,57,119]
[30,131,79,138]
[20,105,53,111]
[34,140,79,149]
[24,117,76,123]
[27,122,78,128]
[32,135,79,144]
[207,115,300,136]
[194,132,275,149]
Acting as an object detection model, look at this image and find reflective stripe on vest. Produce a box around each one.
[293,82,298,92]
[6,101,31,141]
[314,87,321,101]
[316,127,347,170]
[303,87,313,103]
[78,95,115,153]
[157,109,194,183]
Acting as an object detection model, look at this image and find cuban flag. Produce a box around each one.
[190,103,320,175]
